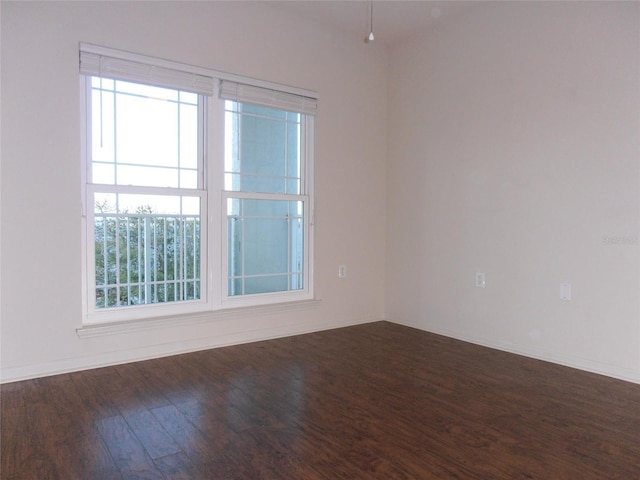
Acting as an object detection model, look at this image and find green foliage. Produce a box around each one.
[94,203,200,308]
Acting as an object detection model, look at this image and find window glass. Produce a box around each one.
[94,193,201,308]
[91,80,200,189]
[224,101,301,195]
[223,100,308,297]
[88,79,203,311]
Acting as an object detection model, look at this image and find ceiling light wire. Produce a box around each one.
[365,0,374,43]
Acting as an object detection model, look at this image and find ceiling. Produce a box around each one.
[268,1,479,47]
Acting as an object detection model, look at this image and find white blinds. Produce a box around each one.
[219,80,317,116]
[79,45,215,96]
[79,44,318,110]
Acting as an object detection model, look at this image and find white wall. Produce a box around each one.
[387,1,640,382]
[3,1,638,385]
[0,1,388,382]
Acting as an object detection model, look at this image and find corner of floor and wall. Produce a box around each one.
[383,1,640,385]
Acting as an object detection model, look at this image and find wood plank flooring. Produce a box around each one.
[2,321,640,479]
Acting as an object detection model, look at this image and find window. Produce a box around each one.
[80,44,316,324]
[89,79,204,313]
[223,100,307,298]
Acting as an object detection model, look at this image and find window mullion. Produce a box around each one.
[177,94,182,189]
[287,204,292,291]
[137,217,143,305]
[144,217,151,305]
[126,218,131,306]
[101,214,108,308]
[112,82,118,186]
[114,212,121,307]
[164,217,168,303]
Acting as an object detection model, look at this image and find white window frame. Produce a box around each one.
[219,105,315,309]
[80,44,316,325]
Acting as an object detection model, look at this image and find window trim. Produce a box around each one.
[80,44,317,325]
[81,77,210,325]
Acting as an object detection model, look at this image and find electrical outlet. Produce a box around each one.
[338,264,347,278]
[475,272,486,288]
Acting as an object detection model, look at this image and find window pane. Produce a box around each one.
[93,193,201,309]
[287,121,301,194]
[91,89,114,165]
[93,163,115,185]
[228,216,242,293]
[180,169,198,189]
[287,179,300,195]
[242,103,288,120]
[180,104,198,169]
[90,78,201,188]
[116,94,178,168]
[245,275,289,295]
[240,115,287,177]
[228,277,243,297]
[242,175,287,194]
[242,198,290,217]
[182,196,200,215]
[118,165,179,188]
[180,92,198,105]
[224,101,302,194]
[225,173,240,191]
[243,218,290,275]
[227,198,303,296]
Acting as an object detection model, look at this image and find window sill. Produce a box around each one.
[76,299,322,338]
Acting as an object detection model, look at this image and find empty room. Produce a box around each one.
[1,1,639,478]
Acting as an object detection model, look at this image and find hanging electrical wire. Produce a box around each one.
[365,0,375,43]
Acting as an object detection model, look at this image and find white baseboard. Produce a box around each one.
[0,315,379,384]
[388,320,640,385]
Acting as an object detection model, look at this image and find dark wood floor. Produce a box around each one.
[2,321,640,479]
